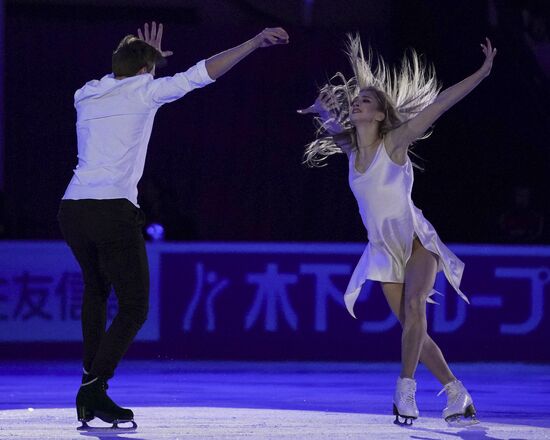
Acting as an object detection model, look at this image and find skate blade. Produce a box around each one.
[393,404,416,426]
[393,416,415,426]
[446,416,480,427]
[445,404,479,427]
[77,420,137,431]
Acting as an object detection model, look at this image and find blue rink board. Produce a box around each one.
[0,241,549,361]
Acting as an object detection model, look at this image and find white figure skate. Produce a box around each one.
[393,377,419,426]
[438,379,479,426]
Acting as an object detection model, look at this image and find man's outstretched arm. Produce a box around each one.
[137,23,289,105]
[137,22,288,80]
[205,27,289,80]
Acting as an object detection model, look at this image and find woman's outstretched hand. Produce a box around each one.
[297,90,337,118]
[479,37,497,77]
[298,90,345,135]
[137,21,174,58]
[253,28,289,48]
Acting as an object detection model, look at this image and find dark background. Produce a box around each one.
[3,0,550,244]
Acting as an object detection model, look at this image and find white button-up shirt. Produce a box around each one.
[63,59,214,206]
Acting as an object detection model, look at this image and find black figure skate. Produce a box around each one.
[76,376,137,431]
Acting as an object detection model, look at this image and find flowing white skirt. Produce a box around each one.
[343,204,468,318]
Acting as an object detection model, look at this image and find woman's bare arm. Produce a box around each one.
[387,38,497,157]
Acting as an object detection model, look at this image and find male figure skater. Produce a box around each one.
[58,22,289,429]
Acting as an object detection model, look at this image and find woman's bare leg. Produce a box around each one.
[381,241,456,384]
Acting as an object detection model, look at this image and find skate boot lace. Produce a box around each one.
[437,380,462,405]
[399,380,417,405]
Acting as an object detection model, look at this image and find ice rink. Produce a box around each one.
[1,361,549,439]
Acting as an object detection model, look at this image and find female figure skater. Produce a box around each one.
[299,36,496,425]
[58,22,289,430]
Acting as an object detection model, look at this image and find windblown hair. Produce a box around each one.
[304,34,441,167]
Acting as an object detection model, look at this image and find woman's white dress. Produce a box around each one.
[344,142,468,317]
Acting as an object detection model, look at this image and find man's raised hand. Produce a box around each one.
[137,21,174,58]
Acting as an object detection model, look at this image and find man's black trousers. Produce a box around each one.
[58,199,149,380]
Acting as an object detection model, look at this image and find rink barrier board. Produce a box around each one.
[0,241,548,361]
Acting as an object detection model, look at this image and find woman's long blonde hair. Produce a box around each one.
[304,34,441,167]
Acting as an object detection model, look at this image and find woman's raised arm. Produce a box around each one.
[388,38,497,154]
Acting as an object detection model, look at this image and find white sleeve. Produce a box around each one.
[145,59,215,106]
